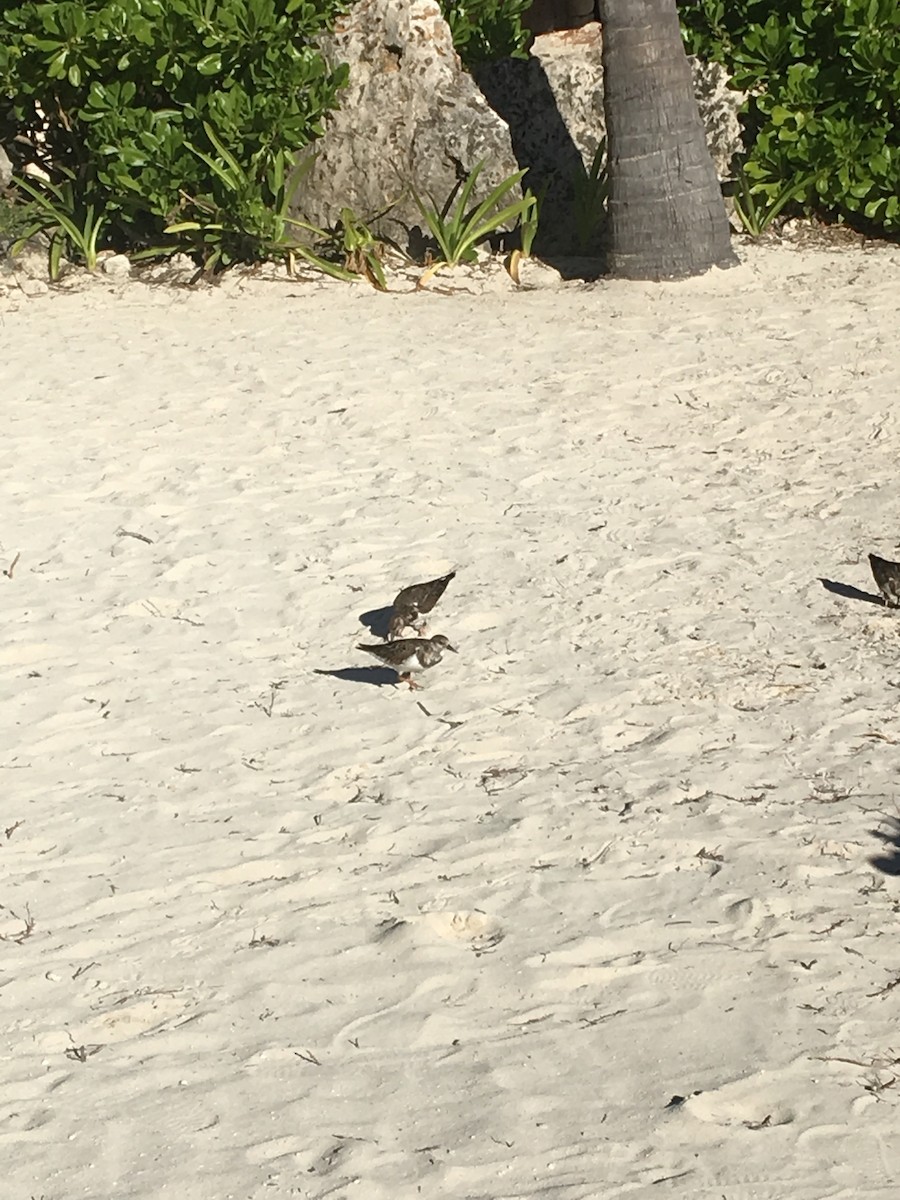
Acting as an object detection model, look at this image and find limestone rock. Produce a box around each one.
[294,0,520,249]
[513,255,565,289]
[8,240,50,281]
[101,253,132,280]
[0,144,12,189]
[140,252,200,287]
[18,275,49,297]
[689,55,744,179]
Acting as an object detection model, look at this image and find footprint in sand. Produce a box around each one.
[723,896,778,939]
[246,1135,350,1173]
[418,910,506,952]
[95,992,194,1042]
[39,991,194,1053]
[684,1075,796,1129]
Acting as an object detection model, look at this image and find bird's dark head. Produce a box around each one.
[431,634,458,653]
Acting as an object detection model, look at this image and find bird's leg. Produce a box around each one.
[396,673,423,691]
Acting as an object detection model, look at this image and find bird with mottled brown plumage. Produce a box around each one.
[387,571,456,641]
[357,634,457,690]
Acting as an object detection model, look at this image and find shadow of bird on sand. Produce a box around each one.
[358,606,393,640]
[313,666,397,688]
[819,578,884,607]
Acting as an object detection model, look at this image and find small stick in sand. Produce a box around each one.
[0,904,35,944]
[116,527,154,545]
[2,551,21,579]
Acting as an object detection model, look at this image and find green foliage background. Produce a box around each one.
[0,0,348,252]
[5,0,895,266]
[439,0,532,66]
[679,0,900,232]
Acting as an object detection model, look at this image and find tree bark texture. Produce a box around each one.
[597,0,737,279]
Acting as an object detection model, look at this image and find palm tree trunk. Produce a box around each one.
[597,0,737,279]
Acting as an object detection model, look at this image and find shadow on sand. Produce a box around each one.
[313,667,397,688]
[819,578,885,607]
[472,55,588,261]
[358,606,393,640]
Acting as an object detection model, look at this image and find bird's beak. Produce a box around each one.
[447,643,458,653]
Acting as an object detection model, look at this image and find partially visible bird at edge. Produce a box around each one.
[869,551,900,608]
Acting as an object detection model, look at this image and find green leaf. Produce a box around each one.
[1,0,373,266]
[49,231,66,282]
[195,52,222,75]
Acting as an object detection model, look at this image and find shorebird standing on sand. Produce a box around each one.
[357,634,458,690]
[388,571,457,641]
[869,552,900,607]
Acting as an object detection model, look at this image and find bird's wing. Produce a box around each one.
[360,639,422,665]
[409,571,456,615]
[358,642,393,662]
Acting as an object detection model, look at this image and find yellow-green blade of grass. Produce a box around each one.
[292,244,361,282]
[409,189,454,263]
[85,208,105,269]
[9,214,56,256]
[364,252,388,292]
[448,159,486,224]
[129,244,188,261]
[13,175,82,246]
[201,122,245,182]
[461,196,536,255]
[761,174,815,228]
[165,220,225,233]
[282,214,330,240]
[48,229,66,280]
[463,168,528,230]
[186,145,246,192]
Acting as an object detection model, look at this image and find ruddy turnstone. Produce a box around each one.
[388,571,457,641]
[357,634,457,690]
[869,552,900,608]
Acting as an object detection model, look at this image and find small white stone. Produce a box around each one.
[18,276,48,296]
[513,256,564,290]
[102,254,132,279]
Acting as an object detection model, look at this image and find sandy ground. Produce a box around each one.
[3,240,900,1200]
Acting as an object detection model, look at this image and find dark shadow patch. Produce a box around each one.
[313,667,396,688]
[869,817,900,875]
[472,56,588,258]
[536,253,605,281]
[358,606,393,640]
[820,578,885,607]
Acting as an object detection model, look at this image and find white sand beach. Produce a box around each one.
[3,239,900,1199]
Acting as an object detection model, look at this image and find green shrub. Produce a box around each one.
[0,189,40,247]
[0,0,349,260]
[440,0,532,66]
[679,0,900,233]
